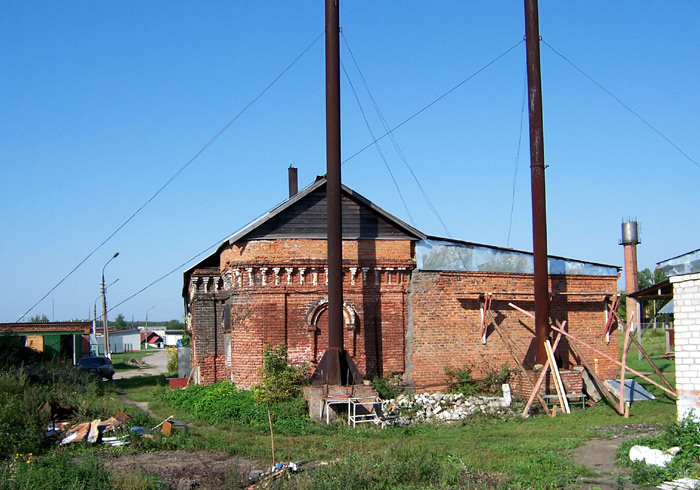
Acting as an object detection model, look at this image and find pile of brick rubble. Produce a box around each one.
[380,384,513,426]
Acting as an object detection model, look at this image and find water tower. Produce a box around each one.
[620,221,641,327]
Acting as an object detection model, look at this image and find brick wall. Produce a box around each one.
[192,238,414,388]
[670,273,700,420]
[406,271,618,394]
[188,239,619,396]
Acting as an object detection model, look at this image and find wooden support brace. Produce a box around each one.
[487,311,550,415]
[509,302,535,320]
[551,323,677,399]
[522,322,565,417]
[545,339,570,413]
[604,294,620,344]
[619,311,634,413]
[562,328,623,415]
[479,294,493,345]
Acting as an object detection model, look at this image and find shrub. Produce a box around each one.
[253,344,309,404]
[371,372,405,400]
[165,347,177,375]
[445,363,512,396]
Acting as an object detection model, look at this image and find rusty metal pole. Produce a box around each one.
[325,0,343,384]
[524,0,550,365]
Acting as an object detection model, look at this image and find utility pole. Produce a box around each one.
[101,252,119,359]
[524,0,550,365]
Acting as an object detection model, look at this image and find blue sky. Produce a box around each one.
[1,2,698,323]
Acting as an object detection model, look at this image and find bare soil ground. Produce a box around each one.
[573,423,664,490]
[104,451,264,490]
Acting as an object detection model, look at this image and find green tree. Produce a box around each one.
[28,314,49,323]
[638,267,667,289]
[114,313,127,330]
[638,268,669,324]
[168,319,184,330]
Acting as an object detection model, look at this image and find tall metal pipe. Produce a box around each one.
[325,0,343,383]
[524,0,550,365]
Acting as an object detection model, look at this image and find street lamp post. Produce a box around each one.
[145,306,156,330]
[101,252,119,359]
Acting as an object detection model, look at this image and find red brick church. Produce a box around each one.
[183,176,620,394]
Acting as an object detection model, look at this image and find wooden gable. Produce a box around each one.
[241,184,419,241]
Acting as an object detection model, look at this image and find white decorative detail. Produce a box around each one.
[273,267,281,285]
[285,268,293,285]
[223,271,232,290]
[362,267,369,285]
[386,267,395,285]
[203,276,210,293]
[233,268,242,287]
[350,267,358,285]
[214,277,220,292]
[374,267,382,285]
[299,267,306,285]
[324,267,328,286]
[260,268,268,286]
[246,267,254,286]
[398,267,406,284]
[312,268,318,286]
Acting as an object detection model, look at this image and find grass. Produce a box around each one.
[0,329,683,490]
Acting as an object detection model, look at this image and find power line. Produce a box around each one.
[506,71,528,247]
[16,31,324,323]
[542,39,700,170]
[107,234,230,315]
[342,32,453,237]
[341,61,416,226]
[341,39,525,166]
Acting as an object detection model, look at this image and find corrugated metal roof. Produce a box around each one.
[417,236,619,276]
[658,248,700,277]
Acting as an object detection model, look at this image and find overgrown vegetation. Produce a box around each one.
[617,415,700,486]
[165,346,177,375]
[0,333,682,489]
[161,345,313,435]
[444,363,513,396]
[253,344,309,404]
[0,452,165,490]
[161,381,313,435]
[0,342,110,456]
[272,445,467,489]
[371,372,405,400]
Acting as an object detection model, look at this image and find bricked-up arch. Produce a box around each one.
[305,298,358,332]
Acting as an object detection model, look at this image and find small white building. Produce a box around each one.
[658,249,700,421]
[93,328,143,355]
[164,330,184,347]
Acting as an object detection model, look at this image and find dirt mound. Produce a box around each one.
[104,450,263,490]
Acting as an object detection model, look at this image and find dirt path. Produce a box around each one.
[574,423,663,489]
[114,349,170,380]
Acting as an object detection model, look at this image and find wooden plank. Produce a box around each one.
[488,313,550,415]
[619,311,634,413]
[522,324,565,417]
[561,327,624,415]
[613,310,675,393]
[544,340,570,413]
[551,323,677,398]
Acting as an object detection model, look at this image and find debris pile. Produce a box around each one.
[59,411,132,446]
[381,385,513,425]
